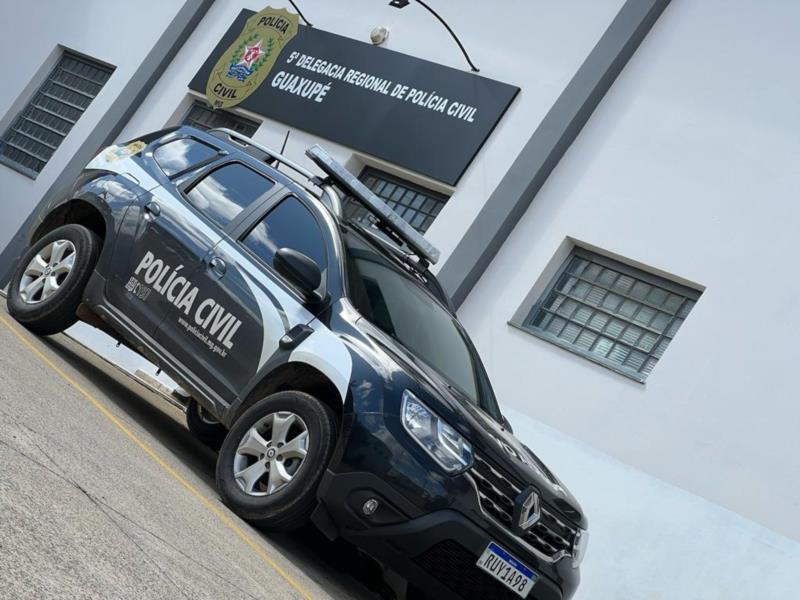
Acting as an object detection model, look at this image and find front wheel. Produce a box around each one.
[215,391,337,531]
[8,224,101,335]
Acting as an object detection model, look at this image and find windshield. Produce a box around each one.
[345,232,501,420]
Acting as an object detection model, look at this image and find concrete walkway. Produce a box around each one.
[0,305,378,600]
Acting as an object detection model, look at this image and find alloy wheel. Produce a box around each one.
[232,411,309,496]
[18,239,77,304]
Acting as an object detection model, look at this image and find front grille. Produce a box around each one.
[471,454,576,560]
[414,539,523,600]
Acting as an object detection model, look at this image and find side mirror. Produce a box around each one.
[274,248,323,302]
[501,415,514,434]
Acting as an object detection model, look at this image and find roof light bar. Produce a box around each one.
[305,145,441,265]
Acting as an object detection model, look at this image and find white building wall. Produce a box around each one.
[0,0,189,249]
[507,408,800,600]
[459,0,800,548]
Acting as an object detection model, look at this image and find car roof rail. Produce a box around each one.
[208,128,342,217]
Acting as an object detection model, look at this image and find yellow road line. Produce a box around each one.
[0,315,313,600]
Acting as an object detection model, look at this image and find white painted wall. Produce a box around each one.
[0,0,188,249]
[459,0,800,544]
[506,408,800,600]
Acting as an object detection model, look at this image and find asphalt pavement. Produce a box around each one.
[0,301,383,600]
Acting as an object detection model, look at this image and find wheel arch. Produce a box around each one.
[31,198,111,245]
[228,361,345,428]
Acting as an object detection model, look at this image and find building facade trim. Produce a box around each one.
[437,0,672,308]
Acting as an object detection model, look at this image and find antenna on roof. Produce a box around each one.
[280,129,291,154]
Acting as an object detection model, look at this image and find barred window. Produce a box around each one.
[181,99,259,136]
[343,167,448,234]
[522,249,700,382]
[0,51,114,178]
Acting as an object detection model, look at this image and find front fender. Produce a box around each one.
[288,322,353,402]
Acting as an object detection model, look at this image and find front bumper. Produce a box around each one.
[317,470,571,600]
[316,414,580,600]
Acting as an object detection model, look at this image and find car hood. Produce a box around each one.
[453,394,587,528]
[359,320,587,529]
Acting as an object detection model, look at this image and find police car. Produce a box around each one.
[7,126,587,600]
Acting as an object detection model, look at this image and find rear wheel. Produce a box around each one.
[215,391,337,531]
[8,224,101,335]
[185,398,227,449]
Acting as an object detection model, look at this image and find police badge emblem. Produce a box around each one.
[205,6,299,109]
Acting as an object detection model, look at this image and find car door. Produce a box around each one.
[145,160,280,403]
[155,192,335,405]
[105,136,227,336]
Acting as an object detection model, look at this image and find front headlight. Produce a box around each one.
[572,529,589,569]
[401,390,473,474]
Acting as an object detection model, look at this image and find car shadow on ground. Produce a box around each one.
[43,334,389,600]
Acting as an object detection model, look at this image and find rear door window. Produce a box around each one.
[185,163,275,228]
[153,138,219,176]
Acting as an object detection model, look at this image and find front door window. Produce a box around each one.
[242,196,328,295]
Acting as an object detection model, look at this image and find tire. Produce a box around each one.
[8,224,101,336]
[185,398,227,449]
[216,391,337,531]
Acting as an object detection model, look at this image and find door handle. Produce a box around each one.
[144,200,161,217]
[209,256,226,277]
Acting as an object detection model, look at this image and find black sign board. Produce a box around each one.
[189,10,520,185]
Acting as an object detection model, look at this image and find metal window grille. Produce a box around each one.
[181,99,259,136]
[343,167,449,234]
[523,248,701,382]
[0,51,114,178]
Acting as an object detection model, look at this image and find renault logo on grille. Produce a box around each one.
[513,486,541,534]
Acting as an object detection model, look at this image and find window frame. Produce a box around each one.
[344,167,449,234]
[513,247,701,383]
[180,98,260,136]
[0,50,115,179]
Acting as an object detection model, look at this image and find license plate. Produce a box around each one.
[476,542,538,598]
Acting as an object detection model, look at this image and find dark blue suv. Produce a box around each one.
[7,126,587,599]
